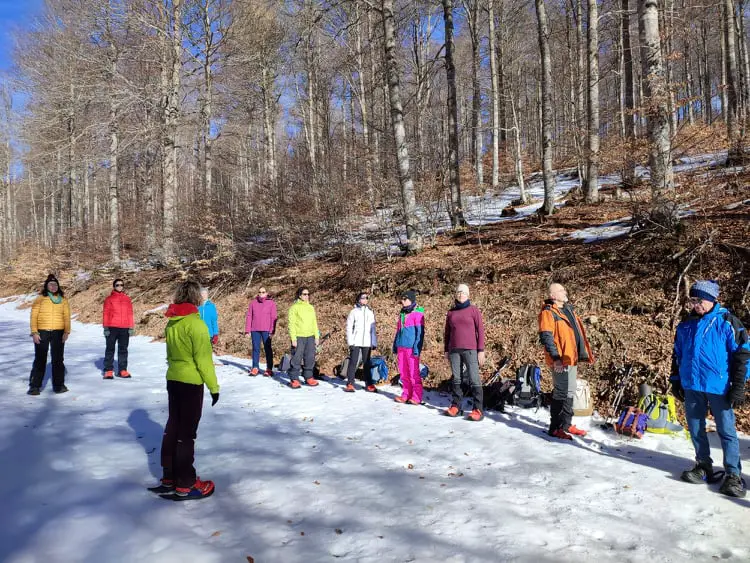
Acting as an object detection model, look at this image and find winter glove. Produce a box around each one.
[211,393,220,406]
[211,334,219,346]
[670,379,685,402]
[103,328,110,337]
[729,383,746,408]
[128,328,135,336]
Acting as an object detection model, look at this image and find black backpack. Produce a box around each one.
[513,364,542,408]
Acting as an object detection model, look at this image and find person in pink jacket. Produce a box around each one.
[244,287,278,376]
[392,290,425,404]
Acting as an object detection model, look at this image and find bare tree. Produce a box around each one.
[535,0,556,215]
[584,0,599,203]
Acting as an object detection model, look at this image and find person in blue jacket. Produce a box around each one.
[671,280,750,498]
[198,287,219,347]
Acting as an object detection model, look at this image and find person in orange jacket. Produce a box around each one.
[28,274,71,395]
[102,278,135,379]
[538,283,594,440]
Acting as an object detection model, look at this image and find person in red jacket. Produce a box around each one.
[102,278,135,379]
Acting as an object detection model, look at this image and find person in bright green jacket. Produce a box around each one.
[150,280,220,500]
[287,286,320,388]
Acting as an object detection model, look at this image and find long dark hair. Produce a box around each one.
[296,286,310,299]
[41,275,63,297]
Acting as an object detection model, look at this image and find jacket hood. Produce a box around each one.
[165,303,199,318]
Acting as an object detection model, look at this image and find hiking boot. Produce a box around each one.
[444,404,462,417]
[27,387,41,396]
[467,409,484,422]
[305,378,319,387]
[344,384,355,392]
[680,461,714,484]
[175,478,215,499]
[249,367,260,376]
[548,428,573,440]
[365,384,378,393]
[394,396,407,404]
[54,385,69,394]
[118,370,131,378]
[719,474,747,498]
[406,399,420,405]
[568,425,587,436]
[103,370,114,379]
[289,380,302,389]
[263,369,273,377]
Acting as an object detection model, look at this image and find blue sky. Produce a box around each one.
[0,0,44,71]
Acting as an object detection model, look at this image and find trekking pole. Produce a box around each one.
[485,356,511,386]
[601,364,634,429]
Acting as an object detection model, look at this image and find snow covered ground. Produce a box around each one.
[1,297,749,563]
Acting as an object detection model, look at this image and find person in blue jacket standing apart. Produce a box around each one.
[671,280,750,497]
[198,287,219,348]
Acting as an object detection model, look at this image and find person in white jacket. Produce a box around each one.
[344,292,378,393]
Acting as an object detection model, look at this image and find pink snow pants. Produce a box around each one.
[397,348,423,403]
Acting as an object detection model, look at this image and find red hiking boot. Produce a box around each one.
[467,409,484,422]
[344,384,355,392]
[249,367,259,376]
[289,380,302,389]
[394,396,407,404]
[174,478,215,499]
[103,370,114,380]
[568,425,587,436]
[305,378,319,387]
[444,404,462,417]
[548,428,573,440]
[365,385,378,393]
[263,369,273,377]
[118,370,131,378]
[148,478,175,494]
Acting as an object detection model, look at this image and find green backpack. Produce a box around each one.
[636,393,683,434]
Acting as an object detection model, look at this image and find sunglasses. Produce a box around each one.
[115,284,124,287]
[301,292,310,296]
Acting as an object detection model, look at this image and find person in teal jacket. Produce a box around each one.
[671,280,750,498]
[287,286,320,388]
[150,280,220,500]
[198,287,219,346]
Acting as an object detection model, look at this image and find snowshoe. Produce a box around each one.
[27,387,41,396]
[567,425,587,436]
[548,428,573,441]
[148,479,175,494]
[365,385,378,393]
[289,380,302,389]
[53,385,69,394]
[117,370,132,378]
[444,404,463,417]
[466,409,484,422]
[161,478,214,501]
[103,370,114,380]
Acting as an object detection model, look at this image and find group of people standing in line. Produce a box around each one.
[24,274,749,499]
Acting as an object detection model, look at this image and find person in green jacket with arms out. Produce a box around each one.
[287,286,320,388]
[149,280,220,500]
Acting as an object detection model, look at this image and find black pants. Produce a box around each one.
[289,336,316,382]
[29,330,65,390]
[549,366,576,432]
[104,327,130,372]
[161,380,204,489]
[347,346,373,386]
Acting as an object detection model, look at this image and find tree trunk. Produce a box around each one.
[355,3,374,204]
[466,0,483,187]
[725,0,743,162]
[261,65,277,190]
[162,0,182,260]
[622,0,636,187]
[488,0,500,189]
[109,47,120,264]
[701,21,712,123]
[638,0,674,199]
[585,0,600,203]
[382,0,422,251]
[443,0,467,228]
[576,0,586,185]
[535,0,556,215]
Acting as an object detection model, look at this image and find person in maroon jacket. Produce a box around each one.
[102,278,135,379]
[443,283,486,421]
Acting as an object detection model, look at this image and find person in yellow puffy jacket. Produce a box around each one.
[286,287,320,388]
[28,274,71,395]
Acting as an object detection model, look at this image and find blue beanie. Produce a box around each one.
[690,280,720,303]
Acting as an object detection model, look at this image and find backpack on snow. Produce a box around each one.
[514,364,542,409]
[614,406,648,438]
[636,393,683,434]
[572,379,594,416]
[279,353,292,373]
[333,356,350,379]
[370,356,389,383]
